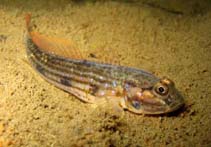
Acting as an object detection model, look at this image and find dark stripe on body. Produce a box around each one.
[26,38,117,87]
[26,37,159,93]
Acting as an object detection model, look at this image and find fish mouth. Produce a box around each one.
[126,95,185,115]
[164,92,185,113]
[166,98,185,113]
[125,99,169,115]
[127,103,184,115]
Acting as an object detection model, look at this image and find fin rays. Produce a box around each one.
[25,14,119,65]
[26,14,83,60]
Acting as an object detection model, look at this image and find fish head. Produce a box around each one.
[121,78,184,115]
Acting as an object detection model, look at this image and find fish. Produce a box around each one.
[25,14,184,115]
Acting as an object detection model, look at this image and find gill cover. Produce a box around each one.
[121,78,184,115]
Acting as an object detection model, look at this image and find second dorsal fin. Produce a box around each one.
[25,14,121,65]
[30,32,83,59]
[25,14,83,60]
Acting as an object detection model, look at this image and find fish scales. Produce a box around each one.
[25,14,184,115]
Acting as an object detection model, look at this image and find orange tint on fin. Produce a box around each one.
[30,32,83,59]
[25,14,84,60]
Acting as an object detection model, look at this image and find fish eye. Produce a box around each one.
[158,87,165,93]
[132,100,141,109]
[155,84,168,95]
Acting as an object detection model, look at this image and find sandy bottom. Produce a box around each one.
[0,0,210,146]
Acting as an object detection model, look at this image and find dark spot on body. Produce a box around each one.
[60,77,71,86]
[132,100,141,109]
[90,84,99,95]
[82,60,92,67]
[35,64,45,74]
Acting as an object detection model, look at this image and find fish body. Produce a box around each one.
[25,14,184,115]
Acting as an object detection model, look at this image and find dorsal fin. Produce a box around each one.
[25,14,83,59]
[25,14,121,65]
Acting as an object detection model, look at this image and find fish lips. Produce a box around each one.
[124,92,184,115]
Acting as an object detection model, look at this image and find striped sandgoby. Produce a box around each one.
[25,14,184,115]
